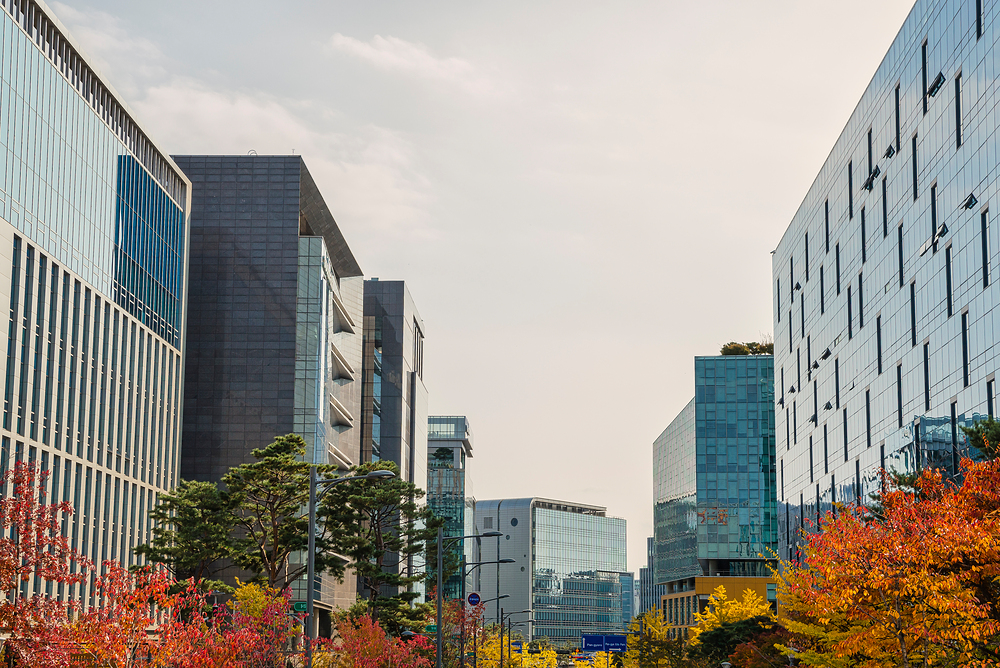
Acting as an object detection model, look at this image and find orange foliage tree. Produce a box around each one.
[777,456,1000,666]
[0,461,91,667]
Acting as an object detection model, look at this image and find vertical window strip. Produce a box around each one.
[805,233,809,281]
[69,282,80,458]
[865,390,872,449]
[910,283,917,347]
[977,0,983,38]
[921,41,928,114]
[951,402,959,474]
[29,255,46,441]
[793,401,797,445]
[962,311,970,388]
[988,379,995,419]
[78,290,90,460]
[4,237,22,431]
[836,244,841,294]
[867,128,873,175]
[777,279,781,321]
[823,423,829,474]
[825,200,830,252]
[924,342,931,411]
[843,408,849,462]
[835,358,841,409]
[912,135,919,200]
[882,178,888,238]
[946,246,954,317]
[88,298,101,465]
[898,224,905,287]
[847,286,853,340]
[848,161,854,219]
[855,460,861,504]
[858,273,864,329]
[877,315,883,374]
[17,245,34,436]
[861,208,866,262]
[42,264,58,446]
[982,210,990,289]
[897,364,904,428]
[820,267,825,314]
[955,74,962,149]
[809,436,814,483]
[895,84,901,151]
[931,184,938,241]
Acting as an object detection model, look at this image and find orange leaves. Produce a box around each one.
[778,457,1000,666]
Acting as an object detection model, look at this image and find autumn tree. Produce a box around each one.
[688,586,772,647]
[777,456,1000,666]
[313,613,433,668]
[134,478,234,589]
[322,461,436,633]
[0,460,91,668]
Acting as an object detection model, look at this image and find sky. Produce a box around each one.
[54,0,915,576]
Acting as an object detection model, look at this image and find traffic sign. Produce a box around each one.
[425,624,438,633]
[604,635,628,652]
[292,602,308,612]
[468,592,481,606]
[581,634,628,652]
[581,635,605,652]
[510,641,522,654]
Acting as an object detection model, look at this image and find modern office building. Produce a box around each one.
[637,537,667,616]
[173,154,364,620]
[475,497,628,648]
[619,573,635,628]
[772,0,1000,561]
[360,278,428,597]
[653,355,777,633]
[426,415,475,600]
[0,0,189,604]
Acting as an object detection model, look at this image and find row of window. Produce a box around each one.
[2,236,180,489]
[1,440,158,606]
[0,0,186,204]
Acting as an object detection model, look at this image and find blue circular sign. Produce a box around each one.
[468,593,481,606]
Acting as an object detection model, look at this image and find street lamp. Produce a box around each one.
[498,608,530,668]
[435,530,504,668]
[459,560,514,668]
[305,468,395,668]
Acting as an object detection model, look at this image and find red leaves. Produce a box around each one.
[326,614,433,668]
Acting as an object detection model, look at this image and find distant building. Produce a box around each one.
[620,573,635,628]
[174,154,365,626]
[426,416,475,600]
[637,537,666,616]
[360,279,428,598]
[476,497,628,648]
[653,355,777,634]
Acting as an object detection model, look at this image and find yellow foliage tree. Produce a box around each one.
[475,627,557,668]
[688,586,772,646]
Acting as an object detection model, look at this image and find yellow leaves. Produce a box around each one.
[688,586,773,645]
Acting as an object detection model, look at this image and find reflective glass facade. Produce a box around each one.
[426,415,475,600]
[773,0,999,560]
[0,0,189,605]
[475,498,628,649]
[654,356,777,583]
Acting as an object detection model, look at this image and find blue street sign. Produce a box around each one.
[468,592,481,606]
[511,641,522,654]
[581,634,628,653]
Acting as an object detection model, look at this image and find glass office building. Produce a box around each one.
[637,537,667,616]
[0,0,190,603]
[476,497,628,648]
[426,415,475,600]
[173,155,365,622]
[652,356,777,631]
[772,0,1000,560]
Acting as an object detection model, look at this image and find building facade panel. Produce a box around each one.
[772,0,998,560]
[0,0,190,605]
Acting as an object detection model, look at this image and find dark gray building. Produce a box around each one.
[637,537,666,616]
[173,154,365,614]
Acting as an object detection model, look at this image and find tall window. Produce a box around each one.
[898,224,905,287]
[951,402,960,474]
[825,200,830,252]
[955,73,963,149]
[931,183,938,241]
[897,364,904,428]
[805,234,809,281]
[877,315,883,374]
[836,243,841,294]
[866,390,872,449]
[848,161,854,219]
[977,0,983,39]
[820,267,825,314]
[809,436,814,483]
[946,245,954,317]
[867,129,873,175]
[847,286,853,340]
[823,423,829,474]
[843,408,849,462]
[983,210,991,289]
[895,84,901,150]
[921,40,928,114]
[835,358,840,409]
[777,279,781,321]
[861,207,867,262]
[912,135,919,200]
[858,272,864,329]
[962,311,970,388]
[924,342,931,411]
[882,177,888,238]
[790,257,794,303]
[989,379,995,419]
[910,282,917,347]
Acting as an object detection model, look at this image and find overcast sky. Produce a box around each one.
[55,0,915,575]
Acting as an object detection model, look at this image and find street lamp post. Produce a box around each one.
[498,609,530,668]
[305,468,395,668]
[472,595,508,668]
[435,530,503,668]
[459,560,513,668]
